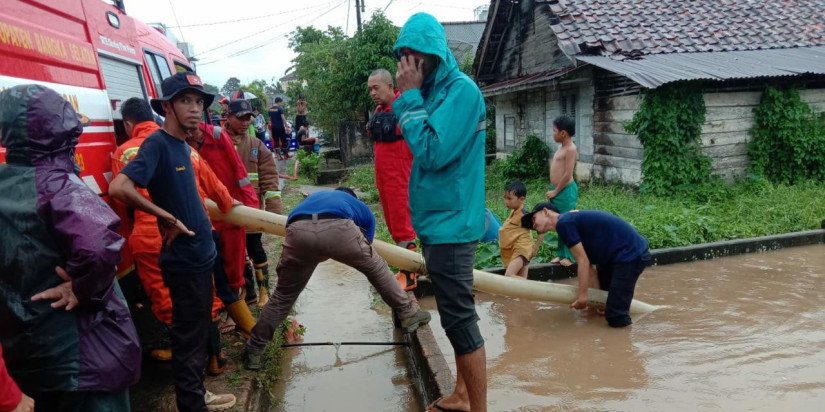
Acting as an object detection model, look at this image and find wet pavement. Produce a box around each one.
[271,260,421,411]
[419,244,825,411]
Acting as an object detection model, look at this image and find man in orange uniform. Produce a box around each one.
[189,120,260,306]
[366,68,418,290]
[111,98,237,372]
[225,99,282,307]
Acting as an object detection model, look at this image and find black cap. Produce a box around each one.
[521,201,559,230]
[228,99,254,118]
[150,72,215,116]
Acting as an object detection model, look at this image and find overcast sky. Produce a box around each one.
[125,0,488,89]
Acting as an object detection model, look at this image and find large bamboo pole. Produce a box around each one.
[206,201,657,314]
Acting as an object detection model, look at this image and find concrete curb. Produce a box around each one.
[404,292,455,408]
[482,229,825,281]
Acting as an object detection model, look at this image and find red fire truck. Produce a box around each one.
[0,0,195,279]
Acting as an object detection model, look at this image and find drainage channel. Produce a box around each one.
[268,260,423,411]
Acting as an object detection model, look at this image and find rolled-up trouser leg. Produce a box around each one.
[423,242,484,355]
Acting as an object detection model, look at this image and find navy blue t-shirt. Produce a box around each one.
[268,105,285,129]
[556,210,648,265]
[120,129,216,272]
[288,190,376,243]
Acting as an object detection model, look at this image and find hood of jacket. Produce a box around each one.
[393,12,458,93]
[0,85,83,172]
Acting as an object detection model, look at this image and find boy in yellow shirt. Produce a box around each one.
[499,180,543,278]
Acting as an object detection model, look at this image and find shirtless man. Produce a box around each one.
[546,115,579,266]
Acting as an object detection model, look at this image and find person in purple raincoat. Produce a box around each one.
[0,84,141,411]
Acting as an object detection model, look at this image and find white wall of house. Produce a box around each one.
[491,71,595,181]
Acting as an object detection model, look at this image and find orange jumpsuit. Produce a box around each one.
[111,121,235,325]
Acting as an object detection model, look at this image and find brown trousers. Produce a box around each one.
[248,217,417,352]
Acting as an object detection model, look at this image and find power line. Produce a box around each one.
[198,1,349,66]
[167,1,339,28]
[195,1,347,59]
[166,0,186,43]
[382,0,395,12]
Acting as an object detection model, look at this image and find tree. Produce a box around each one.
[287,12,400,135]
[203,83,222,113]
[220,77,241,96]
[203,83,220,95]
[240,80,268,113]
[265,80,285,95]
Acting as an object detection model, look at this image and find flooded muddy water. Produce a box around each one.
[270,260,421,411]
[420,244,825,411]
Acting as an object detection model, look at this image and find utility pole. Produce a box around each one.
[355,0,364,32]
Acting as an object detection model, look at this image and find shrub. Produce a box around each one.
[624,83,711,196]
[748,87,825,184]
[498,134,549,181]
[296,150,321,183]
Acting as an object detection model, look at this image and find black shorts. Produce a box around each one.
[422,241,484,355]
[295,115,308,129]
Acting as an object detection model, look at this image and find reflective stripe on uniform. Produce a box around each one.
[239,177,251,186]
[476,120,485,132]
[120,147,140,163]
[248,172,259,181]
[264,191,281,199]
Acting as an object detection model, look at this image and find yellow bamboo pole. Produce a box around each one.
[206,201,657,314]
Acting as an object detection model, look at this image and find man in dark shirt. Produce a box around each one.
[522,202,651,327]
[268,97,288,157]
[243,188,432,370]
[109,72,236,411]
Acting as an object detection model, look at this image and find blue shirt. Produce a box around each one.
[120,129,216,272]
[556,210,649,264]
[288,190,376,243]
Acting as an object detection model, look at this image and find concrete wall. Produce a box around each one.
[491,69,595,181]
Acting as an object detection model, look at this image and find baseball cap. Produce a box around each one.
[521,201,560,230]
[228,99,254,118]
[150,72,215,116]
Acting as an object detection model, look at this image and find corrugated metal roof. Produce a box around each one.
[480,66,579,97]
[578,46,825,88]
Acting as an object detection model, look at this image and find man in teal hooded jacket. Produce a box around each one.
[393,12,487,412]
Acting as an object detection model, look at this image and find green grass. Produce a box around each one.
[325,162,825,269]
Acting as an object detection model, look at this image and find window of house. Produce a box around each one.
[504,116,516,147]
[560,94,577,118]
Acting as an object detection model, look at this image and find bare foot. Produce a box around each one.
[559,258,574,267]
[550,257,561,264]
[426,394,470,412]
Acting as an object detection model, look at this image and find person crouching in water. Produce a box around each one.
[522,202,651,327]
